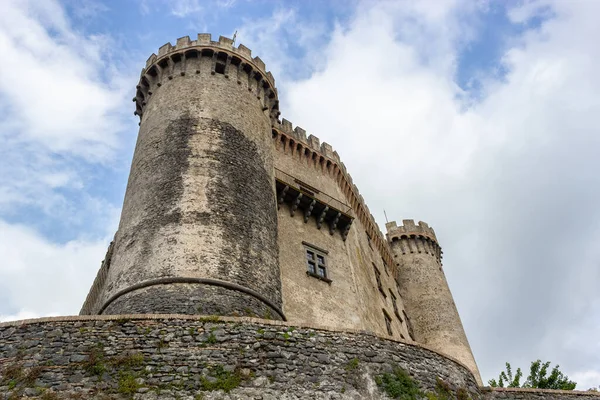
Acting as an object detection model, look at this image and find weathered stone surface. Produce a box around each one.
[82,48,281,319]
[0,316,480,399]
[103,284,281,320]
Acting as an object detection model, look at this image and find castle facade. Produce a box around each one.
[80,33,481,384]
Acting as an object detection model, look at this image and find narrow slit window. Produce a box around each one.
[374,264,385,297]
[383,310,393,336]
[390,290,401,320]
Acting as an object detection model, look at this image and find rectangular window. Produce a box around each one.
[374,264,385,297]
[383,309,393,336]
[383,258,389,275]
[304,244,331,284]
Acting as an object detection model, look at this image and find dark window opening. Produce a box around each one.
[367,232,373,250]
[171,54,182,63]
[147,66,158,77]
[383,310,393,336]
[158,59,169,69]
[305,245,331,284]
[374,265,385,297]
[390,290,402,321]
[215,63,226,74]
[383,258,389,275]
[217,52,228,62]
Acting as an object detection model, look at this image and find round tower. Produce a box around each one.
[386,219,482,385]
[83,34,284,319]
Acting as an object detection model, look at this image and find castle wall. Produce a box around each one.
[81,36,283,319]
[272,130,411,341]
[0,315,481,399]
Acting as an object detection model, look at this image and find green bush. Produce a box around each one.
[375,367,423,400]
[200,365,242,393]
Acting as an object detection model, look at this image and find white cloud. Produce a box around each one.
[170,0,203,17]
[0,310,45,323]
[572,370,600,392]
[0,0,135,221]
[0,221,109,318]
[0,0,129,158]
[0,0,128,320]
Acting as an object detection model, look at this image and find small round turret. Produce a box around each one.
[386,219,482,385]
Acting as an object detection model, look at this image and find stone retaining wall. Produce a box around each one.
[0,315,479,399]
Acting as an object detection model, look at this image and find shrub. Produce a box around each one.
[375,367,423,400]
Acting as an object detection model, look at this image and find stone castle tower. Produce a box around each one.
[80,34,481,385]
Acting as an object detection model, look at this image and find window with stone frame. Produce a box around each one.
[373,264,385,297]
[383,309,393,336]
[304,243,331,284]
[389,289,402,321]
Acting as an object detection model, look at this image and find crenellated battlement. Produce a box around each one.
[134,34,280,121]
[386,220,442,263]
[386,220,438,242]
[272,117,394,270]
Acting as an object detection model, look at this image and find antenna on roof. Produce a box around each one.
[232,30,238,46]
[384,209,389,223]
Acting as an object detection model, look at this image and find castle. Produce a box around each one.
[80,32,481,384]
[1,34,597,400]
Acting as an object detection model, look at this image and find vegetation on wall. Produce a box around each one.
[488,360,576,390]
[375,366,423,400]
[375,367,474,400]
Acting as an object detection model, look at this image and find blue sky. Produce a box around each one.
[1,0,599,389]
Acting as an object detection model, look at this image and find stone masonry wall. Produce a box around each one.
[0,315,480,399]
